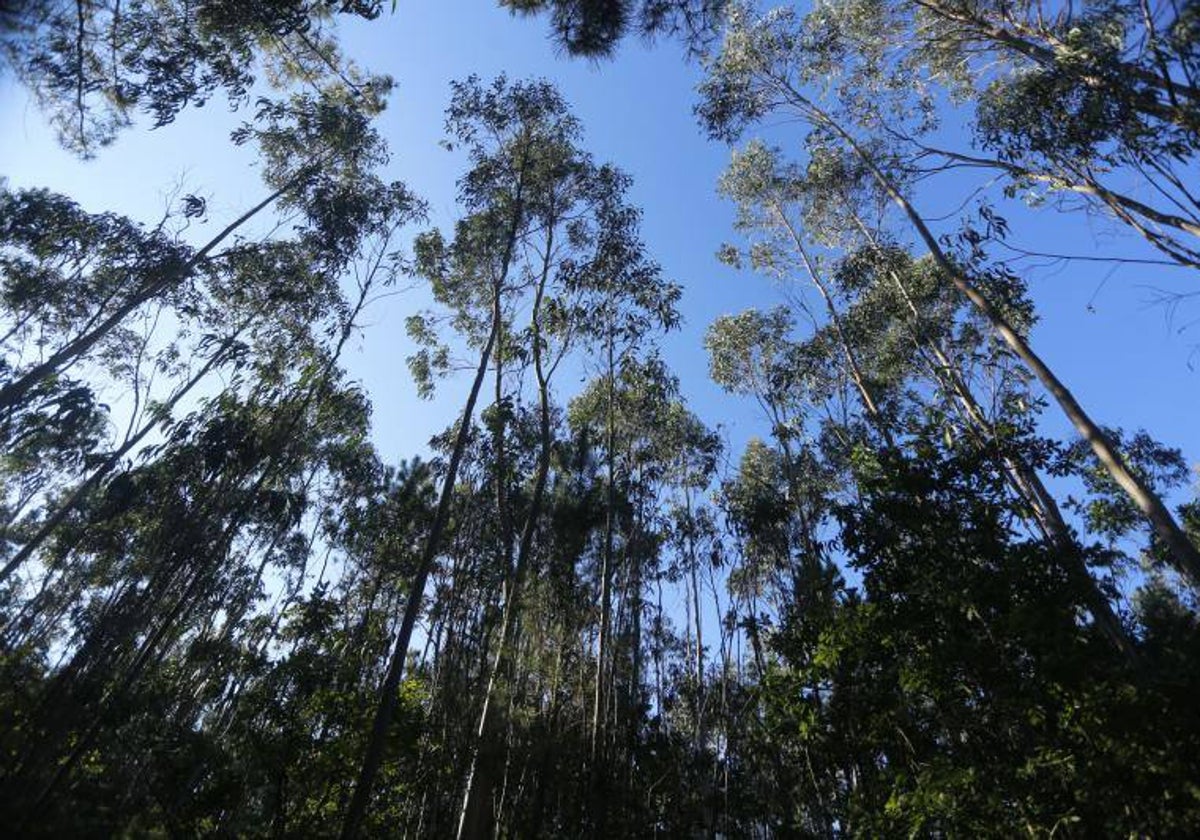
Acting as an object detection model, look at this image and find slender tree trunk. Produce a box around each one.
[684,489,705,691]
[627,517,642,780]
[590,322,617,834]
[0,176,305,416]
[528,623,564,838]
[798,94,1200,587]
[493,287,514,600]
[340,311,500,840]
[11,415,286,794]
[26,532,225,811]
[457,230,557,840]
[848,211,1137,658]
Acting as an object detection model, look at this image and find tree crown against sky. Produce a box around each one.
[1,0,1199,835]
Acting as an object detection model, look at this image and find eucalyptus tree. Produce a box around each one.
[1,377,400,835]
[164,457,436,837]
[717,141,896,446]
[705,298,1198,835]
[0,0,384,155]
[343,74,613,838]
[706,305,848,577]
[0,64,418,827]
[0,80,394,427]
[566,219,680,818]
[0,185,188,429]
[1,0,732,156]
[697,8,1200,822]
[0,186,419,826]
[699,1,1200,587]
[456,124,680,839]
[835,240,1148,653]
[706,304,845,684]
[562,257,682,796]
[658,397,722,745]
[707,0,1200,269]
[715,136,1138,655]
[5,0,1200,831]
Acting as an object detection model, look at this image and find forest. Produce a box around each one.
[1,0,1199,835]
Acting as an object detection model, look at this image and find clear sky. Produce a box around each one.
[1,0,1196,488]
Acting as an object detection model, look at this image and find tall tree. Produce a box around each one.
[344,75,586,837]
[1,0,386,155]
[698,0,1200,587]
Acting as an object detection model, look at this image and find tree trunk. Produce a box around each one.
[457,230,557,840]
[340,311,500,840]
[589,322,617,835]
[0,176,303,416]
[802,95,1200,588]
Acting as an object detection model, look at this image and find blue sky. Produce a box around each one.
[1,0,1196,490]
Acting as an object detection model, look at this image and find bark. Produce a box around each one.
[797,94,1200,588]
[341,174,528,837]
[0,176,305,417]
[457,224,557,840]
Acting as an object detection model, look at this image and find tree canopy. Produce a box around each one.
[1,1,1198,836]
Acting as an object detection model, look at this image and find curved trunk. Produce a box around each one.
[0,177,303,417]
[801,96,1200,588]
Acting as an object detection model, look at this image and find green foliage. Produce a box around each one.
[2,3,1200,836]
[501,0,727,57]
[2,0,384,155]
